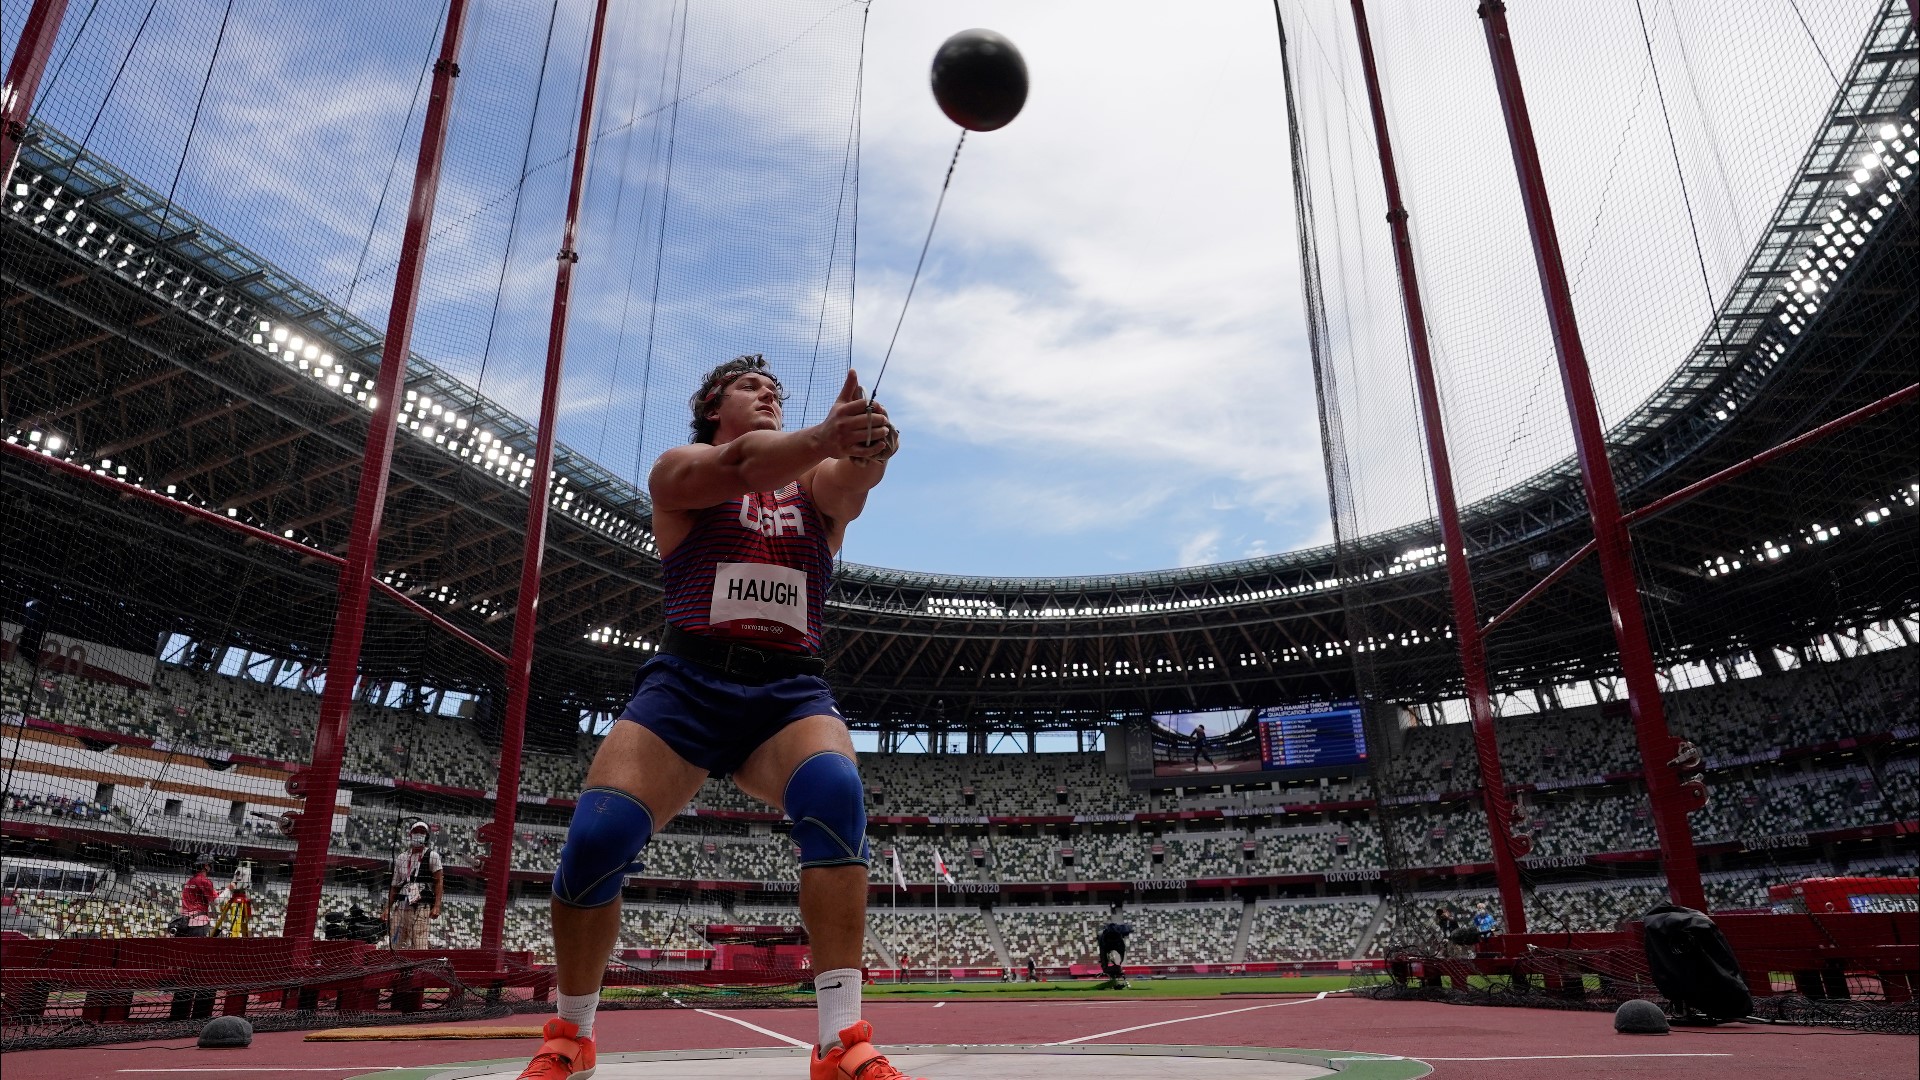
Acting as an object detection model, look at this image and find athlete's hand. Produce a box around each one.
[854,396,899,466]
[814,370,894,460]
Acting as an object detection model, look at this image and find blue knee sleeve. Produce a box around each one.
[784,751,870,869]
[553,787,654,908]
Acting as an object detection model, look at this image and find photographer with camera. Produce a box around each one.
[387,821,443,950]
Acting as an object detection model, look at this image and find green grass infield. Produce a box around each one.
[861,975,1356,999]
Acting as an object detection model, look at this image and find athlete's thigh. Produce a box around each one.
[583,718,710,821]
[732,714,857,812]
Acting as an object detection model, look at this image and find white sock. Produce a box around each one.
[557,991,599,1040]
[813,967,862,1051]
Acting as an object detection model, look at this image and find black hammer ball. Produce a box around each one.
[931,29,1028,132]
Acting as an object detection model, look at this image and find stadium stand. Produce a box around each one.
[1245,898,1380,961]
[4,642,1915,971]
[992,906,1111,968]
[863,908,1000,968]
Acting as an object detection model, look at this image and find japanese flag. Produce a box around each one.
[933,849,955,885]
[891,849,908,890]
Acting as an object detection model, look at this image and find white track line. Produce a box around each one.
[693,1008,813,1049]
[1421,1053,1733,1061]
[122,1070,415,1074]
[1048,991,1331,1045]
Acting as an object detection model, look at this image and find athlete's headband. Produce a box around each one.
[700,355,785,404]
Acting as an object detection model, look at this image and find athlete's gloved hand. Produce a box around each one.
[858,397,899,465]
[815,370,894,461]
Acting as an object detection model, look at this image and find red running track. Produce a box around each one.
[3,995,1912,1079]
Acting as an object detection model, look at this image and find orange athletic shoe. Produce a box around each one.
[517,1017,597,1080]
[809,1020,926,1080]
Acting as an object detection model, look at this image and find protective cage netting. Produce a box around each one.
[2,0,869,1046]
[1278,0,1917,1033]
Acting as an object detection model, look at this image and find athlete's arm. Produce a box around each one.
[803,378,897,547]
[650,370,887,513]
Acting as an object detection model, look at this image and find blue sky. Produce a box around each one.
[3,0,1875,577]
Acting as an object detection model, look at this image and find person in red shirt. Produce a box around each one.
[177,858,218,937]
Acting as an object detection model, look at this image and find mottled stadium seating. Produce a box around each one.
[863,908,999,968]
[1244,898,1379,961]
[5,644,1915,967]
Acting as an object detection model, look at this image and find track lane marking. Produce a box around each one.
[1048,990,1333,1045]
[693,1008,813,1049]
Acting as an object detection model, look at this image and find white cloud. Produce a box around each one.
[18,0,1868,578]
[1177,529,1223,567]
[844,1,1330,570]
[966,472,1174,535]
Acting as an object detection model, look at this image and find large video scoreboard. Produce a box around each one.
[1256,701,1367,769]
[1133,700,1367,786]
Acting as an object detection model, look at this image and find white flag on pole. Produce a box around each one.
[933,849,955,885]
[891,848,908,890]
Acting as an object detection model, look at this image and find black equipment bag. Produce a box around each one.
[1642,904,1753,1020]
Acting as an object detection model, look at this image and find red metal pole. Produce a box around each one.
[1477,0,1705,910]
[0,442,509,665]
[282,0,472,950]
[1,0,71,189]
[1484,384,1917,634]
[1349,0,1526,933]
[480,0,616,953]
[1483,539,1595,636]
[1623,383,1918,526]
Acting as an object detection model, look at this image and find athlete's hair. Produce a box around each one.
[690,354,787,444]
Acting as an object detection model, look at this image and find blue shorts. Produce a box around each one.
[617,654,844,778]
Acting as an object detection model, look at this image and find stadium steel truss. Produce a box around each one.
[1,8,1915,745]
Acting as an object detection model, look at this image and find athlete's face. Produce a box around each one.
[711,373,783,440]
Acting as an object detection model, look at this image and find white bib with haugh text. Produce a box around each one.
[709,561,809,640]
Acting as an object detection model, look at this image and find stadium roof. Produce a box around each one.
[2,8,1913,737]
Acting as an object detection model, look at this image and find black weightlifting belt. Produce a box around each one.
[660,623,825,683]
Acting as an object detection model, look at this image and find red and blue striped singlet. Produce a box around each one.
[660,482,833,655]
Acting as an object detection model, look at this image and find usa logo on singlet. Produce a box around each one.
[662,483,833,654]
